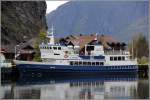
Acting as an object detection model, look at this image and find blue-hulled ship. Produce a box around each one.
[14,26,138,75]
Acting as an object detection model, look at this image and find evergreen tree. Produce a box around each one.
[128,33,149,64]
[33,31,47,61]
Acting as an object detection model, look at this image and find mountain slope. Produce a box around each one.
[46,1,148,42]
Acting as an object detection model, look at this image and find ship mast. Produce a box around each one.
[132,40,134,59]
[47,25,55,45]
[94,33,98,41]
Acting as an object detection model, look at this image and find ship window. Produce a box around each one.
[74,61,78,65]
[126,56,130,60]
[79,61,82,65]
[53,47,57,50]
[110,57,113,61]
[58,47,61,50]
[114,57,117,61]
[86,45,94,51]
[92,62,95,66]
[118,56,121,61]
[96,62,99,66]
[122,57,125,60]
[128,66,131,68]
[88,62,91,65]
[70,61,73,65]
[83,62,86,65]
[100,62,104,65]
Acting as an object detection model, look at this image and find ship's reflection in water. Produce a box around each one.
[1,74,149,99]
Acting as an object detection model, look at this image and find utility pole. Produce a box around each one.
[15,45,19,60]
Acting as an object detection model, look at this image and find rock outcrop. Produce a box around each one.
[1,1,47,50]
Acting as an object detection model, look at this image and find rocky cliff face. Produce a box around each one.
[1,1,47,49]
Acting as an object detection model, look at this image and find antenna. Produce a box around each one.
[132,40,134,59]
[47,25,55,45]
[50,24,54,34]
[94,33,98,41]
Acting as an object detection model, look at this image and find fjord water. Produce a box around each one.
[0,73,149,99]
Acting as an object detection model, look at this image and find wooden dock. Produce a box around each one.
[1,67,19,83]
[138,65,149,78]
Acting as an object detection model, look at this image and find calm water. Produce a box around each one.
[0,74,149,99]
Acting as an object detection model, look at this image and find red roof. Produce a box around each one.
[66,34,118,49]
[0,48,7,53]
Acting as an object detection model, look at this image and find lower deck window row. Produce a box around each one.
[70,62,136,69]
[70,61,104,66]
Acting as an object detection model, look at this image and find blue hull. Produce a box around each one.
[16,64,138,76]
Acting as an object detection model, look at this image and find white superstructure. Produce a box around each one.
[0,53,11,67]
[39,27,137,66]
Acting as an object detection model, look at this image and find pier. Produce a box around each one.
[138,65,149,78]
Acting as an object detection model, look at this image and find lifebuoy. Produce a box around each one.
[64,55,68,58]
